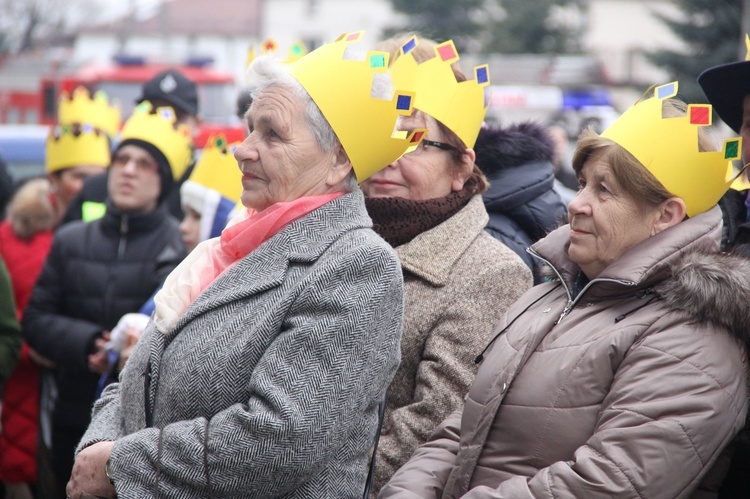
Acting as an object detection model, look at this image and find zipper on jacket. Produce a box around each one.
[103,214,130,327]
[117,214,129,260]
[527,248,636,325]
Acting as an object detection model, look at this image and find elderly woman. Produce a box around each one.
[360,36,533,494]
[379,83,750,498]
[66,32,421,498]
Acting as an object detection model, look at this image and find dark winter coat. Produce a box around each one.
[380,205,749,498]
[475,123,567,281]
[22,203,186,432]
[718,188,750,251]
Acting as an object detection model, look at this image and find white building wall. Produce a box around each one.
[69,0,688,112]
[261,0,406,52]
[584,0,685,85]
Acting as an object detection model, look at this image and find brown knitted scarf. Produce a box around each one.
[365,178,478,247]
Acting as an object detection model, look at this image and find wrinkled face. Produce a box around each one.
[49,165,106,213]
[233,85,339,212]
[179,205,201,252]
[108,144,162,213]
[567,151,659,279]
[741,96,750,171]
[360,112,465,201]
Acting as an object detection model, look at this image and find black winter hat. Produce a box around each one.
[137,69,199,117]
[697,60,750,134]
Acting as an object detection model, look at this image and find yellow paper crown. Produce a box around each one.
[189,134,243,202]
[288,31,425,181]
[45,123,111,173]
[58,87,121,137]
[601,82,742,217]
[119,101,193,180]
[388,36,489,148]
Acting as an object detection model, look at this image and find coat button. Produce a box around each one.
[501,382,508,394]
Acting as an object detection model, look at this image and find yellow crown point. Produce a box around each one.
[601,81,742,217]
[58,86,121,137]
[287,40,308,62]
[46,123,111,173]
[388,36,489,148]
[189,134,243,202]
[119,101,193,180]
[288,31,425,181]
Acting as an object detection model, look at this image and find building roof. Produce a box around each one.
[83,0,262,37]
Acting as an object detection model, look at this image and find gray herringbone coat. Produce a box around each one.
[77,191,404,498]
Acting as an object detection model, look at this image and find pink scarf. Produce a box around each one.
[153,191,345,331]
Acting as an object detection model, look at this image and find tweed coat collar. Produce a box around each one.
[396,194,489,287]
[164,189,373,336]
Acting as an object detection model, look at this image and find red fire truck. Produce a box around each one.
[0,56,246,149]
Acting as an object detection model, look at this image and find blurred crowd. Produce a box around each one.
[0,28,748,499]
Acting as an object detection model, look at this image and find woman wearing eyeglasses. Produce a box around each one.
[360,35,533,496]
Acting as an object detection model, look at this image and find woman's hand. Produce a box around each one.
[66,440,116,499]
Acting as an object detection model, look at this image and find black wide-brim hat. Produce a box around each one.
[698,60,750,133]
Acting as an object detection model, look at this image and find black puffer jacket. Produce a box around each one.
[22,203,186,431]
[475,122,567,281]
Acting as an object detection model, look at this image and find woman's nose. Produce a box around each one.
[234,138,258,164]
[567,189,588,216]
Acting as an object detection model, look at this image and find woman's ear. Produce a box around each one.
[651,197,687,236]
[326,144,354,187]
[451,148,476,192]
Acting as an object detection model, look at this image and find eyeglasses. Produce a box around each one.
[409,138,459,156]
[422,139,458,152]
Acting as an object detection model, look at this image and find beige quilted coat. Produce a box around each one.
[380,205,750,499]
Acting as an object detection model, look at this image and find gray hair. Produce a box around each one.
[247,56,338,152]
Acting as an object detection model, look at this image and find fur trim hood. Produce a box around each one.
[474,122,556,174]
[656,250,750,344]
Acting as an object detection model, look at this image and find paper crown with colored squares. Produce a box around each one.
[287,31,425,181]
[118,101,193,181]
[189,135,242,202]
[601,81,742,217]
[246,38,308,69]
[45,87,121,173]
[58,86,121,137]
[388,36,490,149]
[181,134,243,240]
[46,123,111,173]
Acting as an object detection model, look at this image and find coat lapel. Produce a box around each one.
[167,190,373,334]
[397,195,488,287]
